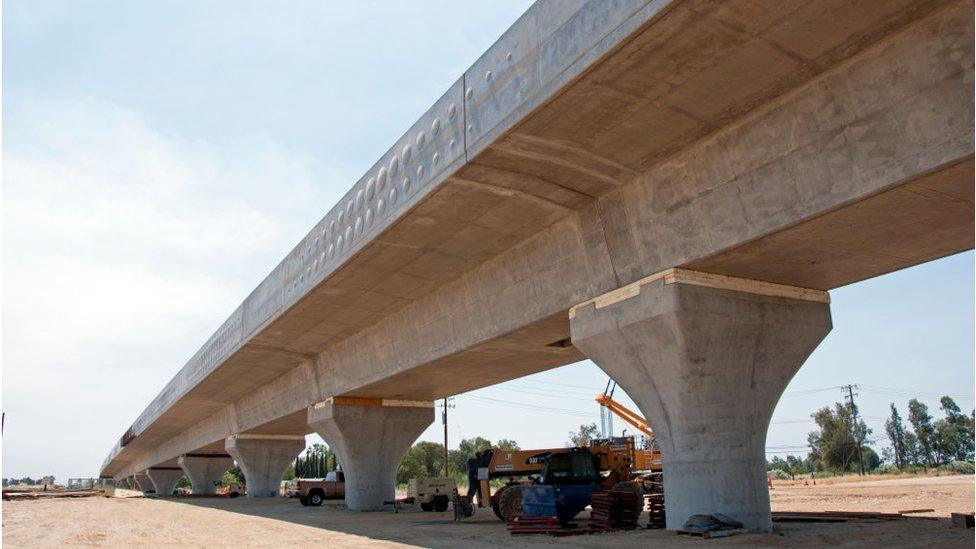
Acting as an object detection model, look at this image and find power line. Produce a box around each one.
[463,395,595,417]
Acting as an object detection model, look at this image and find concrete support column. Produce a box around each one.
[178,454,234,495]
[570,269,831,532]
[225,435,305,498]
[132,472,153,493]
[147,467,183,496]
[308,398,434,510]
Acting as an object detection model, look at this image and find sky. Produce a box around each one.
[2,1,973,481]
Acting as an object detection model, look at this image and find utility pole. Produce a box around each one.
[440,398,454,478]
[843,384,865,476]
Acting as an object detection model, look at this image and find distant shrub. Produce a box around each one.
[812,471,836,479]
[948,461,975,474]
[769,469,790,480]
[875,464,900,475]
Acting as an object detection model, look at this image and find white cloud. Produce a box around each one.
[2,97,345,479]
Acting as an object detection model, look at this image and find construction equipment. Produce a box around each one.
[596,382,662,473]
[408,477,457,512]
[461,437,646,523]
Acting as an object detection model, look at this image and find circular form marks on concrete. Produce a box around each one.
[432,152,440,166]
[355,217,363,236]
[431,118,441,135]
[356,189,365,210]
[485,70,492,81]
[344,225,352,244]
[365,179,375,201]
[388,155,398,177]
[390,187,398,205]
[336,235,344,251]
[465,88,473,100]
[337,211,345,226]
[345,200,354,218]
[376,198,385,215]
[506,51,513,61]
[402,144,412,164]
[467,124,473,133]
[365,208,373,227]
[416,131,426,150]
[328,244,335,258]
[416,164,424,181]
[378,167,387,188]
[450,138,457,149]
[401,177,410,195]
[448,103,457,119]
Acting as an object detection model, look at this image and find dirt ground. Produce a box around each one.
[3,474,973,547]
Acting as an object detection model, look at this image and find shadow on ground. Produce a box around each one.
[153,496,974,548]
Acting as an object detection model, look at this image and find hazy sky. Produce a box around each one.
[3,1,973,481]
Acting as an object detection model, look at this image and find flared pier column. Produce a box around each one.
[570,269,831,532]
[225,435,305,498]
[132,472,153,493]
[308,397,434,510]
[178,454,234,495]
[147,467,184,496]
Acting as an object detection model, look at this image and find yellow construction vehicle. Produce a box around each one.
[456,379,663,523]
[463,437,648,522]
[595,385,663,473]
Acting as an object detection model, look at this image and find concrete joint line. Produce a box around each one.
[315,396,434,409]
[228,434,305,441]
[569,267,830,319]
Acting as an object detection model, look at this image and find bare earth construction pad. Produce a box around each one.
[2,475,973,547]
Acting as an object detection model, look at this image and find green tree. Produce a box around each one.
[397,441,446,484]
[282,464,295,481]
[294,443,337,478]
[807,403,872,472]
[567,423,599,447]
[176,475,191,489]
[884,403,908,469]
[448,437,493,478]
[221,469,243,487]
[903,431,923,466]
[907,399,935,466]
[938,396,974,462]
[861,446,881,471]
[495,439,520,451]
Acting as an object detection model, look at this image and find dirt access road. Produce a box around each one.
[3,474,973,547]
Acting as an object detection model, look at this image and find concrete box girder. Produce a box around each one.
[103,0,972,479]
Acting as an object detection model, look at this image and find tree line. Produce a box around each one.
[769,395,974,477]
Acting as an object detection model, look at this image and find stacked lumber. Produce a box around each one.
[590,491,641,531]
[645,493,665,529]
[772,511,939,522]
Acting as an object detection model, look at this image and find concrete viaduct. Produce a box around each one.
[101,0,973,532]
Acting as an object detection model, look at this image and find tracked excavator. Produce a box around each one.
[457,382,661,523]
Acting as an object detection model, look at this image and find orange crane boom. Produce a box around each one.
[595,394,654,438]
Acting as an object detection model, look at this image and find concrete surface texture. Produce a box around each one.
[570,275,832,532]
[99,0,973,528]
[225,437,305,498]
[146,467,183,497]
[178,454,234,495]
[307,400,435,510]
[132,472,152,493]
